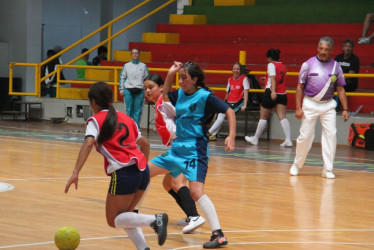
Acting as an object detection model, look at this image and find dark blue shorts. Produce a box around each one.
[226,99,244,113]
[108,164,150,195]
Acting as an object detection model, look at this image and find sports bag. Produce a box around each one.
[364,124,374,150]
[242,66,263,107]
[348,123,374,149]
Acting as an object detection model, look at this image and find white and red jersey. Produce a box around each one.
[85,110,146,175]
[265,62,287,94]
[226,74,249,103]
[155,95,176,147]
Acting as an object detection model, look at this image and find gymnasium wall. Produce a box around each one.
[0,0,177,95]
[186,0,374,24]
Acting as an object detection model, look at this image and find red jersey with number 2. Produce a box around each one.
[87,111,146,174]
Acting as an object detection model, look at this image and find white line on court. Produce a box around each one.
[1,229,374,249]
[170,241,374,250]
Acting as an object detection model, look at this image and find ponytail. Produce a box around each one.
[97,104,117,145]
[88,82,117,145]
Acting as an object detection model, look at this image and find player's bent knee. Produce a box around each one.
[189,190,204,202]
[162,174,172,191]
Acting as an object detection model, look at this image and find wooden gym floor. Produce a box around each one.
[0,120,373,250]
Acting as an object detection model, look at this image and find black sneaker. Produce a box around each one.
[203,232,228,248]
[150,213,168,246]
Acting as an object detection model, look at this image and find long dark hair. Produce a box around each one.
[88,82,117,145]
[181,62,207,89]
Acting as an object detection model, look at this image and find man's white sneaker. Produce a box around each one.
[245,136,258,145]
[358,37,370,44]
[322,169,335,179]
[289,165,299,176]
[280,140,293,147]
[177,217,189,226]
[182,215,206,234]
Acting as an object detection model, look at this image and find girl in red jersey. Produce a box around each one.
[208,62,249,141]
[144,74,206,234]
[245,48,292,147]
[65,82,168,250]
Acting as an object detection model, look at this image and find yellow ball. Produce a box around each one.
[54,226,80,250]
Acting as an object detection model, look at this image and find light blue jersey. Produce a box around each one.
[175,88,211,140]
[151,88,227,183]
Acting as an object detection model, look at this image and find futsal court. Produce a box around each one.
[0,120,373,249]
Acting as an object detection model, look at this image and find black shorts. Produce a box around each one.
[108,164,150,195]
[261,88,288,109]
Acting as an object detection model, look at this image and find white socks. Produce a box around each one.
[114,212,155,228]
[197,194,221,231]
[115,212,155,250]
[254,119,291,141]
[280,118,291,141]
[209,113,226,136]
[124,228,147,250]
[254,119,268,140]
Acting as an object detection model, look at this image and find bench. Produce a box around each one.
[1,101,42,121]
[214,105,270,139]
[0,110,26,120]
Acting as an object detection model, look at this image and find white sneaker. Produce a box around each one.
[280,140,293,147]
[245,136,258,145]
[358,37,370,44]
[177,217,189,226]
[182,215,206,234]
[322,169,335,179]
[289,164,299,176]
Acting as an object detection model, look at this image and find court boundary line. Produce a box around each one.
[1,229,374,249]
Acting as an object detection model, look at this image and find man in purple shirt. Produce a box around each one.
[290,37,350,179]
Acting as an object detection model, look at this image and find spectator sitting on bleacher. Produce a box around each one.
[75,48,91,80]
[208,62,249,141]
[335,39,360,92]
[92,45,107,66]
[358,13,374,44]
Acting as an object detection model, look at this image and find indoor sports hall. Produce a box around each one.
[1,120,373,249]
[1,0,374,249]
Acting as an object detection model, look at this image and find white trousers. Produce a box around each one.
[293,97,337,171]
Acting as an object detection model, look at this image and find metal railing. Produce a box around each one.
[8,0,176,97]
[9,54,374,100]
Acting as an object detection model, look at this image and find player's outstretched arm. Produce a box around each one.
[65,137,95,193]
[163,61,183,101]
[225,108,236,152]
